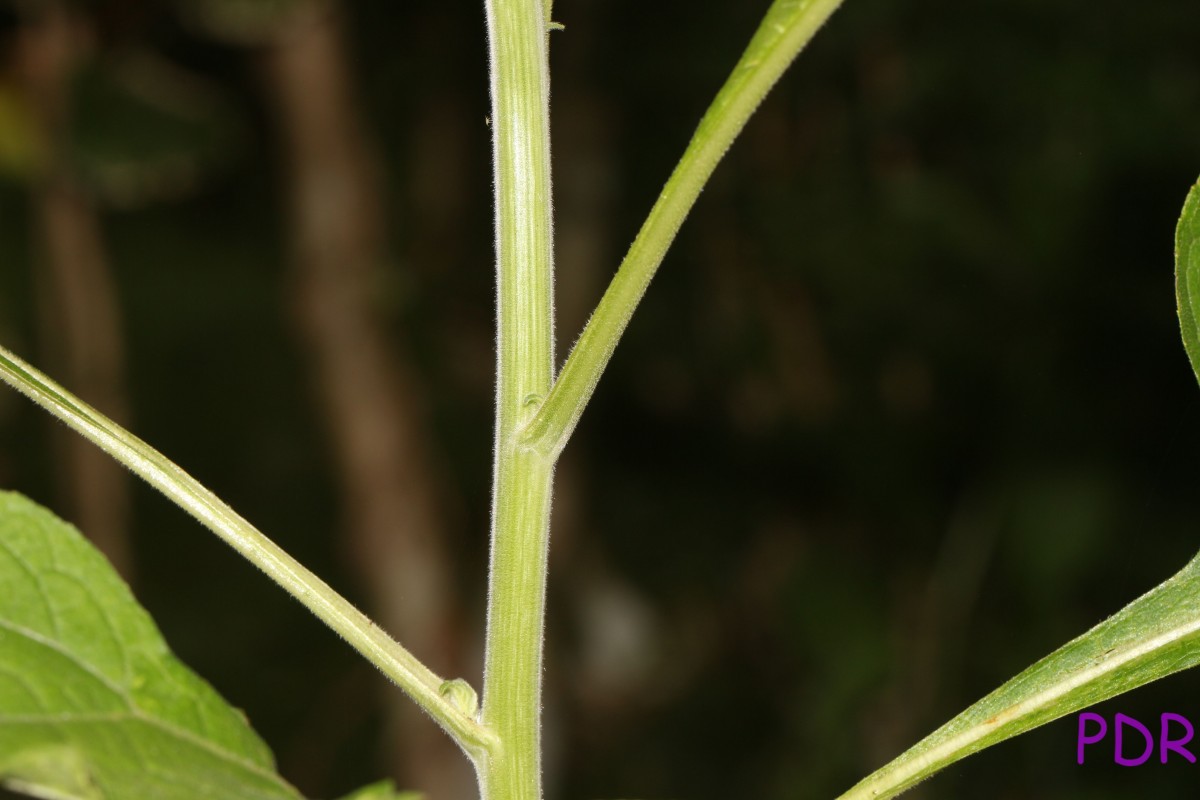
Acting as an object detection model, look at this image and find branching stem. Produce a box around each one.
[479,0,556,799]
[519,0,846,460]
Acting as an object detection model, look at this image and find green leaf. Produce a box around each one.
[1176,176,1200,385]
[837,549,1200,800]
[0,491,302,800]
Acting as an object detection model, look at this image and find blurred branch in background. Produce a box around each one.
[13,2,133,578]
[865,484,1001,772]
[258,2,470,796]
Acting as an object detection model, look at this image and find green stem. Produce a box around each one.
[0,344,497,758]
[519,0,846,459]
[479,0,556,799]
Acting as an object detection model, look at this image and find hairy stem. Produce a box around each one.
[0,344,496,758]
[479,0,556,798]
[519,0,846,459]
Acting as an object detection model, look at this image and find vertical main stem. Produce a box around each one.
[481,1,555,800]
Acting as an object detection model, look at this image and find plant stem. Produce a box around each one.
[480,0,556,798]
[0,344,497,758]
[519,0,846,460]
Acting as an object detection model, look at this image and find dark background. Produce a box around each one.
[1,1,1199,798]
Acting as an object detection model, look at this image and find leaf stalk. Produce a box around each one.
[0,344,497,758]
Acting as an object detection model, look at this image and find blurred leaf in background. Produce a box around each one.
[70,52,242,207]
[0,79,43,177]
